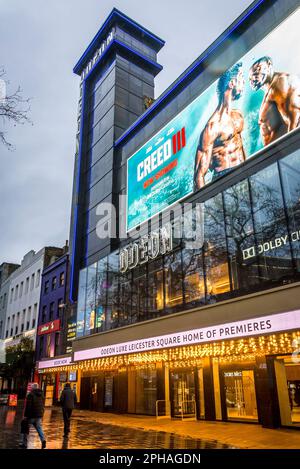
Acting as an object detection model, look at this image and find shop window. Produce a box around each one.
[204,194,230,301]
[135,368,157,415]
[223,369,258,422]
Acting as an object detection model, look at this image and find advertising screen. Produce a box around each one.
[126,9,300,232]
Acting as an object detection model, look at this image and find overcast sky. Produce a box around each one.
[0,0,252,264]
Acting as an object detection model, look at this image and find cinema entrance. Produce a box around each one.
[169,367,205,419]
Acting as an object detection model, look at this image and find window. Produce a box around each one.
[44,281,49,294]
[52,276,57,291]
[14,285,19,300]
[25,277,29,294]
[57,299,64,318]
[183,249,205,305]
[49,302,55,321]
[10,288,13,303]
[26,321,29,331]
[39,336,44,359]
[279,150,300,272]
[148,258,164,317]
[15,326,18,335]
[21,324,24,332]
[19,282,23,298]
[5,330,8,338]
[27,306,31,329]
[36,270,41,287]
[30,274,35,291]
[46,334,51,357]
[59,272,65,287]
[55,332,60,356]
[224,180,259,293]
[250,163,293,282]
[42,305,47,323]
[204,194,230,301]
[165,250,183,309]
[32,318,36,329]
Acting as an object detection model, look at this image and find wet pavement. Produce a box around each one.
[0,403,233,449]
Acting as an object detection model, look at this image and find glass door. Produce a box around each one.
[274,356,300,427]
[223,369,258,421]
[170,370,196,418]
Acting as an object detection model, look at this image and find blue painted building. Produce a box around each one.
[36,248,69,362]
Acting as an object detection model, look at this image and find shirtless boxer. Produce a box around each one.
[194,63,246,190]
[249,56,300,146]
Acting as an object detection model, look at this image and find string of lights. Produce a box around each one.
[38,330,300,374]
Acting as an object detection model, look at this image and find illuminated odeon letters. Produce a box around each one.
[119,223,173,273]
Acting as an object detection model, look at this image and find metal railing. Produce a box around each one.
[155,399,171,419]
[179,399,197,421]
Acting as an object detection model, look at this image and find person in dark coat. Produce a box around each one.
[20,383,46,449]
[60,383,77,437]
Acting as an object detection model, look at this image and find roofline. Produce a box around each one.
[73,8,165,75]
[114,0,267,147]
[42,253,69,277]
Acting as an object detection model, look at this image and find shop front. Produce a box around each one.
[37,356,80,406]
[71,309,300,428]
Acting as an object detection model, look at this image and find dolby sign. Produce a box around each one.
[120,223,173,273]
[243,229,300,260]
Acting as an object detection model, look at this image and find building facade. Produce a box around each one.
[35,248,75,401]
[4,247,64,350]
[39,0,300,428]
[0,263,19,340]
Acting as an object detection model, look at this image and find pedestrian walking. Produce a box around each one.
[19,383,46,449]
[60,382,77,437]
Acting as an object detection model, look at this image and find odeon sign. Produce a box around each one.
[73,310,300,362]
[119,223,173,273]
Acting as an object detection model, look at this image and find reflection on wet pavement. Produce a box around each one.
[0,404,232,449]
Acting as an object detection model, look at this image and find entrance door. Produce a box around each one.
[223,370,258,421]
[274,356,300,427]
[170,370,196,418]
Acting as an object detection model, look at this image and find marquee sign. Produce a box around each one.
[37,356,72,370]
[73,309,300,361]
[80,29,115,81]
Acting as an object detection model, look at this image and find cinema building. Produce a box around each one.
[38,0,300,428]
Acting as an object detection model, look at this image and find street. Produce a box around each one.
[0,403,232,449]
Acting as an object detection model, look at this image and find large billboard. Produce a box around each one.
[127,9,300,232]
